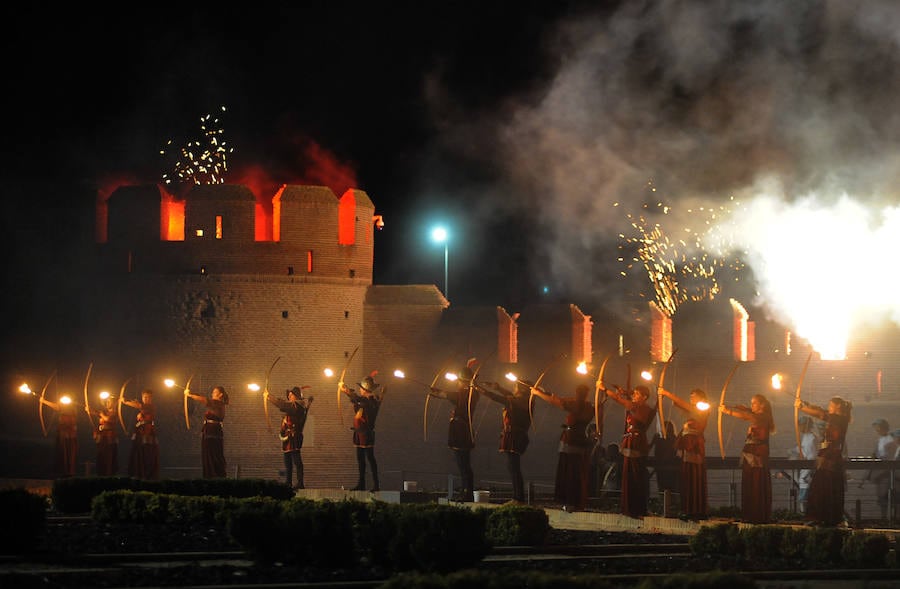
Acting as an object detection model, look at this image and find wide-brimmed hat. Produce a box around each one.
[288,386,303,399]
[359,376,379,392]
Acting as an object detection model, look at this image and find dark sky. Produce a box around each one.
[5,2,602,309]
[8,1,900,337]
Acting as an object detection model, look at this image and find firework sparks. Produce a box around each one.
[160,106,233,185]
[618,181,745,317]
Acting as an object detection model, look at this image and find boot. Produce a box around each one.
[351,462,366,491]
[370,470,380,492]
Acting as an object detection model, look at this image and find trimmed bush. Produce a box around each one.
[803,526,848,567]
[689,522,742,556]
[841,531,890,568]
[741,525,786,561]
[484,504,550,546]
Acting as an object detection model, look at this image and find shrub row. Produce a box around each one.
[91,491,549,572]
[51,476,295,513]
[690,522,896,568]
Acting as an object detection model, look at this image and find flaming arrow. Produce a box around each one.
[656,349,678,439]
[336,346,360,426]
[117,377,133,434]
[593,355,612,439]
[38,370,57,438]
[794,352,813,459]
[263,356,281,434]
[83,362,95,432]
[717,362,740,460]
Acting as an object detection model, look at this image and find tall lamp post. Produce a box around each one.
[431,226,449,299]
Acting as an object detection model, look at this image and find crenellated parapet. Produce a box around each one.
[101,183,378,281]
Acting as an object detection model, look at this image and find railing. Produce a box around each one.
[392,458,900,526]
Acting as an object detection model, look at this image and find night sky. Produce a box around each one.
[8,1,900,361]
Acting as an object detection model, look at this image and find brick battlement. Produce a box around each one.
[101,183,377,281]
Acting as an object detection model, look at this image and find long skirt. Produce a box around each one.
[741,464,772,523]
[621,455,649,518]
[807,462,846,525]
[680,461,707,518]
[202,437,227,478]
[95,435,118,476]
[55,434,78,478]
[129,436,160,480]
[554,448,589,510]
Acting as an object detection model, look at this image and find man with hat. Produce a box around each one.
[267,386,313,489]
[428,359,482,502]
[340,373,383,491]
[480,378,533,504]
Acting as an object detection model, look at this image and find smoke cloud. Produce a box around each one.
[427,0,900,353]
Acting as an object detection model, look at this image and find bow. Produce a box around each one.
[263,356,281,433]
[38,370,57,438]
[717,361,740,459]
[83,362,95,431]
[530,353,566,432]
[656,348,678,438]
[337,346,360,425]
[794,351,813,459]
[594,355,612,436]
[423,356,454,442]
[118,377,132,434]
[466,353,494,442]
[183,374,195,430]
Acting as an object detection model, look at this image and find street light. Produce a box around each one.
[431,226,448,299]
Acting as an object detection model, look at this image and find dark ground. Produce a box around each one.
[2,519,696,587]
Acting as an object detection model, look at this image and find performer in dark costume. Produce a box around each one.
[90,393,119,476]
[796,395,852,526]
[721,393,775,523]
[267,386,313,489]
[601,383,653,518]
[38,395,79,478]
[659,387,711,520]
[124,389,160,480]
[481,379,533,503]
[340,374,383,492]
[185,385,229,478]
[531,383,594,512]
[429,362,480,502]
[649,420,680,497]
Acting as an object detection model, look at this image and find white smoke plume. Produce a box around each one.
[428,0,900,356]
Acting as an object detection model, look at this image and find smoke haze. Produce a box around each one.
[426,0,900,353]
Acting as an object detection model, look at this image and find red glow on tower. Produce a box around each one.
[161,188,185,241]
[338,190,357,245]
